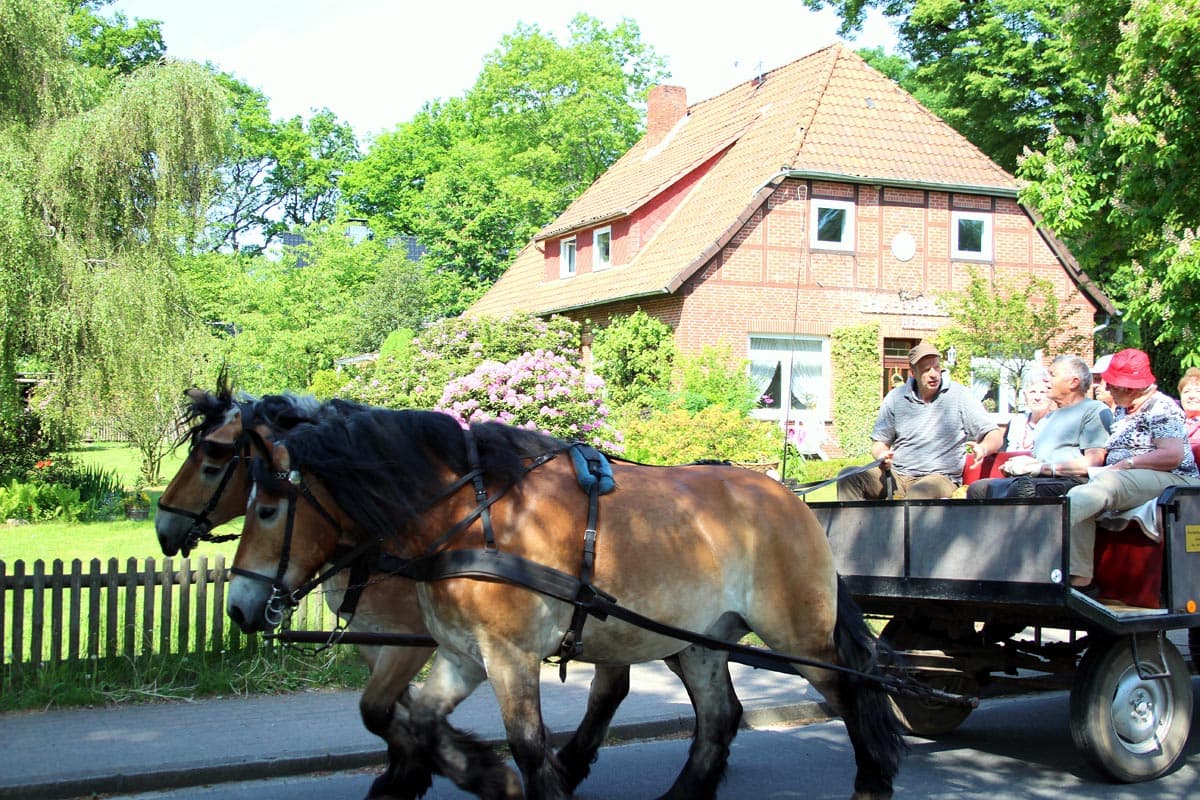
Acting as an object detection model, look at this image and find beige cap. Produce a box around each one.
[907,342,940,370]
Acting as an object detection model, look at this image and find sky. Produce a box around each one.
[108,1,898,142]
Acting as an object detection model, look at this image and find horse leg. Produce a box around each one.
[554,663,630,792]
[487,648,570,800]
[656,646,742,800]
[406,651,524,800]
[795,581,906,800]
[356,645,436,800]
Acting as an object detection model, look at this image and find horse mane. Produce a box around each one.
[280,407,568,542]
[177,369,252,450]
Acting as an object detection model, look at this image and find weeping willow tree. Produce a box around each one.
[1,0,229,482]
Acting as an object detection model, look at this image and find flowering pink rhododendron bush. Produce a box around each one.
[437,349,623,452]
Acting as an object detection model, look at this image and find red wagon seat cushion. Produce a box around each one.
[1093,523,1164,608]
[963,451,1032,484]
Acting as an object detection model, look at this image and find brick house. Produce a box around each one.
[468,44,1114,455]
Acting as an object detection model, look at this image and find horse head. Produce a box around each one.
[156,386,254,557]
[156,389,345,558]
[228,439,355,633]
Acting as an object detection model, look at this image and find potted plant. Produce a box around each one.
[121,485,152,521]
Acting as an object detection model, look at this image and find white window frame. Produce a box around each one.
[951,211,993,260]
[967,353,1041,416]
[593,226,612,271]
[560,237,576,278]
[748,335,831,421]
[809,199,855,251]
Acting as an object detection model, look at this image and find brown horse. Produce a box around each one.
[229,407,906,799]
[157,389,645,799]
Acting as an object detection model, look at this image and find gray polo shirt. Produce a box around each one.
[872,372,998,480]
[1031,399,1113,464]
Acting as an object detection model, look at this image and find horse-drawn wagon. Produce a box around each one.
[812,487,1200,782]
[159,386,1200,797]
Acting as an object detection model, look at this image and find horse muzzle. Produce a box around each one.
[227,573,288,633]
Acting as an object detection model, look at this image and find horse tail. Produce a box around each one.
[833,575,908,791]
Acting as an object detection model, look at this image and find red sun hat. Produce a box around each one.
[1102,348,1156,389]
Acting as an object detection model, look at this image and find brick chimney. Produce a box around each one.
[647,85,687,145]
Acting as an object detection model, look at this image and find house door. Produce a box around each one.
[883,338,920,397]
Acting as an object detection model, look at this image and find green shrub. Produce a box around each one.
[665,345,758,413]
[0,479,88,522]
[590,310,676,409]
[613,403,781,465]
[832,324,881,459]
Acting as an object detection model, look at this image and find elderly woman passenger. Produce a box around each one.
[1003,368,1054,452]
[1178,367,1200,450]
[1067,349,1200,594]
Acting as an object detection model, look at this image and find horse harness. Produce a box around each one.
[251,430,969,706]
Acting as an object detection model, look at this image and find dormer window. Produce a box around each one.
[810,199,855,251]
[594,227,612,270]
[952,211,993,260]
[560,237,576,278]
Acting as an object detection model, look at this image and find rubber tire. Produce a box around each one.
[1189,627,1200,673]
[882,617,978,736]
[1069,635,1193,783]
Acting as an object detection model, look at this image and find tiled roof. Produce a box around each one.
[469,44,1021,317]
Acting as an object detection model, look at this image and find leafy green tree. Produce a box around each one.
[937,270,1090,396]
[202,73,279,252]
[1,0,229,479]
[340,14,666,285]
[66,0,165,75]
[1019,1,1200,373]
[340,98,467,234]
[270,109,360,233]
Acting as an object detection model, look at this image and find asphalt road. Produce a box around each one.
[97,689,1200,800]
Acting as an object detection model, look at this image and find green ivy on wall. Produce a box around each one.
[831,323,882,459]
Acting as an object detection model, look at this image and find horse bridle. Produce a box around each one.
[233,428,532,629]
[230,459,371,628]
[156,422,276,553]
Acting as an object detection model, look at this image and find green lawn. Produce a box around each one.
[2,443,237,566]
[66,441,187,489]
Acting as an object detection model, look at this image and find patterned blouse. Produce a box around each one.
[1105,391,1199,477]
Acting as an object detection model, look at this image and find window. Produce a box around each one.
[749,336,829,417]
[967,354,1041,415]
[560,237,576,278]
[809,199,855,251]
[952,211,992,260]
[593,226,612,270]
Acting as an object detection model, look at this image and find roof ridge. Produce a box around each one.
[783,44,842,166]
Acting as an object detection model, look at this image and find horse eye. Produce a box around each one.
[201,463,224,477]
[256,504,278,522]
[201,441,235,460]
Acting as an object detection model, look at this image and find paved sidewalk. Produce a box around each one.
[0,661,826,800]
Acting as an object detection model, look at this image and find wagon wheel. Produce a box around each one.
[882,617,979,736]
[1069,634,1193,782]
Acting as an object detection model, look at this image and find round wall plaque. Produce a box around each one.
[891,231,916,262]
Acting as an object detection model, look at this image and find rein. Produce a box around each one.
[787,457,884,497]
[243,439,965,705]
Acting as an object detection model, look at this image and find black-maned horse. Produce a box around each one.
[229,406,906,799]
